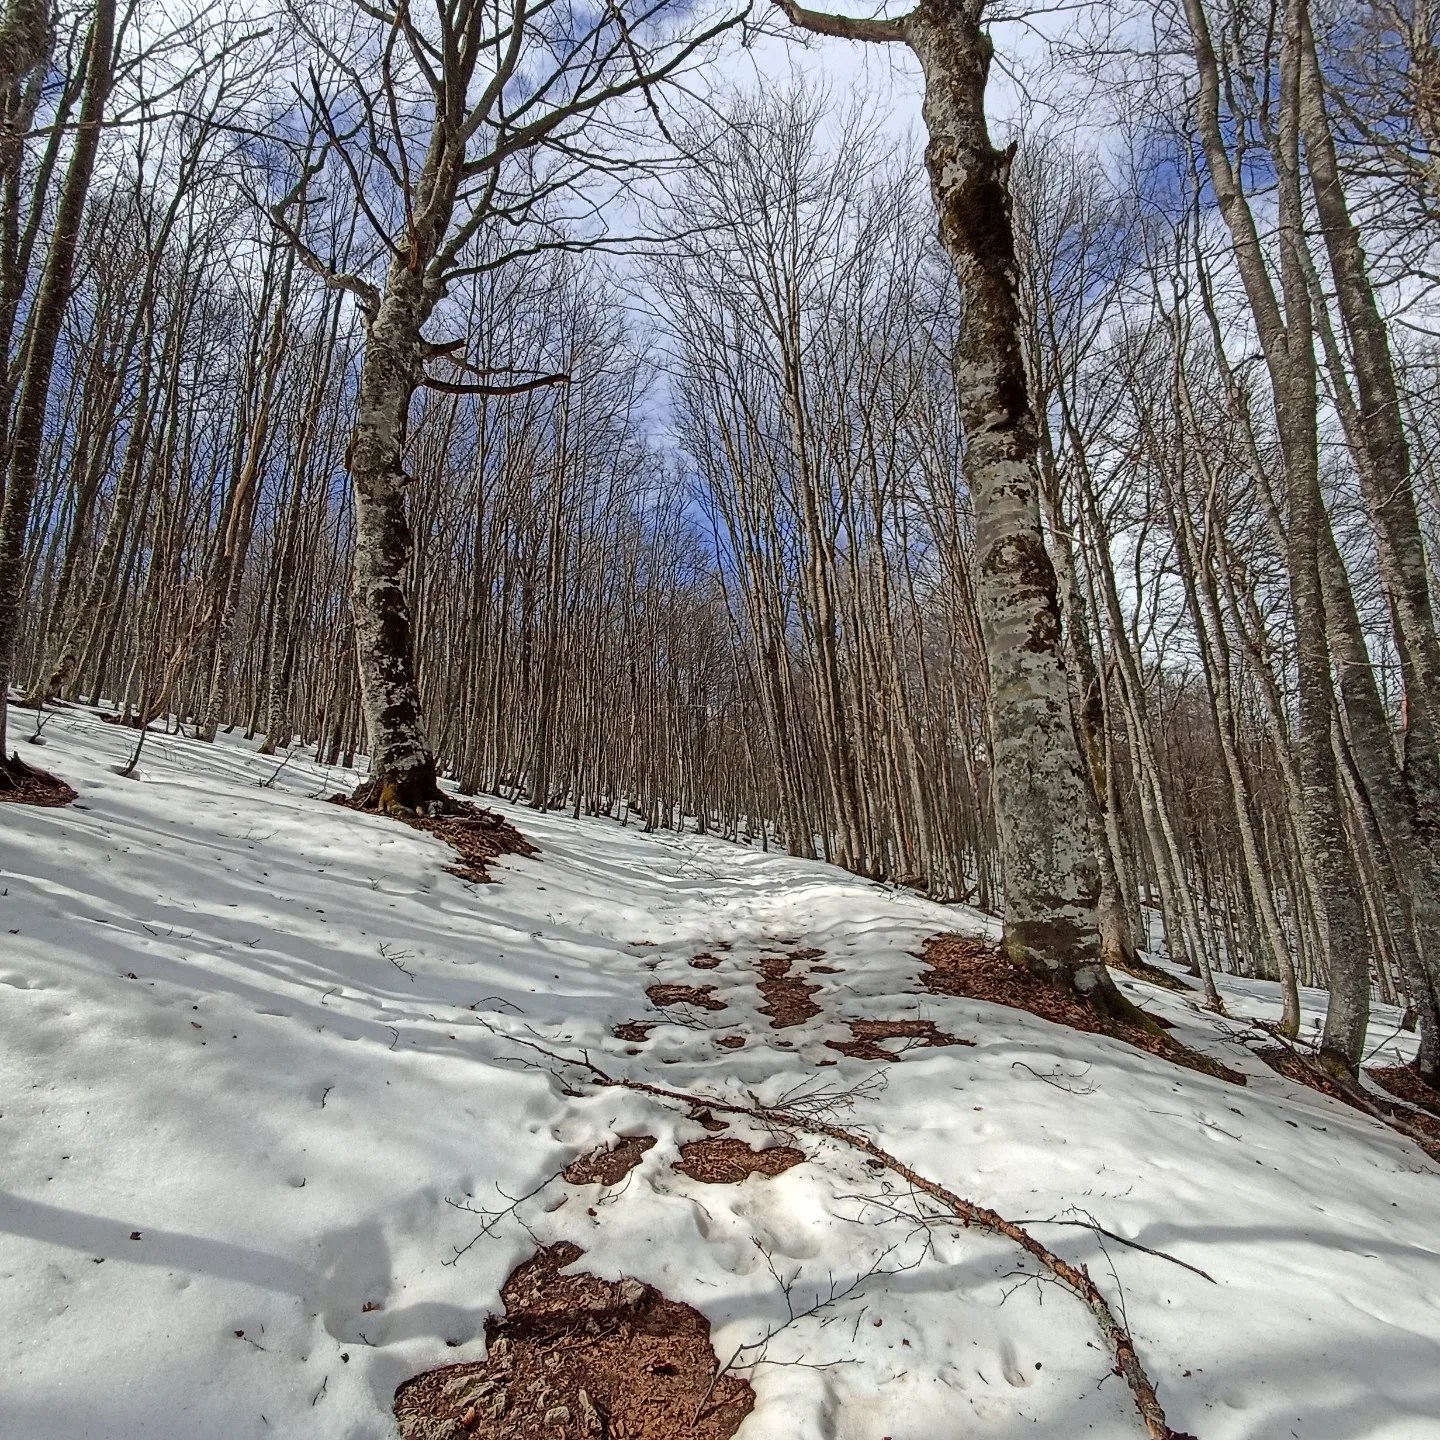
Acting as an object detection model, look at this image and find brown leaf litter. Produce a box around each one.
[393,1242,753,1440]
[646,984,726,1011]
[1260,1047,1440,1161]
[672,1137,805,1184]
[0,753,77,807]
[826,1018,973,1063]
[612,1022,654,1043]
[756,952,820,1029]
[1367,1063,1440,1120]
[563,1136,656,1186]
[919,934,1246,1085]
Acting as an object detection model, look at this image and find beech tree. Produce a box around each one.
[765,0,1143,1014]
[0,0,113,782]
[269,0,745,813]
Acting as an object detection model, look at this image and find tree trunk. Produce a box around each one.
[1182,0,1373,1071]
[0,0,50,88]
[1299,15,1440,822]
[0,0,113,769]
[346,267,443,812]
[904,0,1114,1005]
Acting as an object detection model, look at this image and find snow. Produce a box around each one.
[2,705,1438,1440]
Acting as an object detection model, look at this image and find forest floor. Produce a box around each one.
[2,705,1438,1440]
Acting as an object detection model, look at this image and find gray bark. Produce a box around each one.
[902,0,1111,998]
[1182,0,1373,1070]
[0,0,114,767]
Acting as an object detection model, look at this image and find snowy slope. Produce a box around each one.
[1,706,1437,1440]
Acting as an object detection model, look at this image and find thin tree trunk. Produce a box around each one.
[0,0,114,768]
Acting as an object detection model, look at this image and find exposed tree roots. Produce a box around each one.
[1367,1063,1440,1121]
[348,763,459,817]
[921,935,1245,1086]
[0,750,76,806]
[503,1038,1196,1440]
[1257,1044,1440,1163]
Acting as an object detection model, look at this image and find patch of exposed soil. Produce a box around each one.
[0,754,77,807]
[920,934,1245,1086]
[826,1018,974,1063]
[612,1021,654,1043]
[688,1108,729,1133]
[787,947,825,963]
[757,953,820,1029]
[673,1137,806,1184]
[1260,1048,1440,1161]
[715,1035,745,1050]
[689,953,722,970]
[809,964,842,975]
[646,983,726,1011]
[1368,1064,1440,1120]
[330,792,536,884]
[394,1242,753,1440]
[563,1135,656,1186]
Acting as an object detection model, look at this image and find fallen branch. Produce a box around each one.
[1011,1059,1098,1094]
[1018,1211,1216,1284]
[493,1033,1196,1440]
[442,1167,568,1266]
[379,941,416,982]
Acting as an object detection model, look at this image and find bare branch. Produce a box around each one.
[770,0,907,44]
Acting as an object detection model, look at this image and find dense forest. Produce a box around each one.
[2,0,1439,1089]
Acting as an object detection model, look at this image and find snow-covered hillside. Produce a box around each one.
[2,708,1437,1440]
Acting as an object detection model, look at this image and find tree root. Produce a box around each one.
[333,785,537,883]
[501,1037,1197,1440]
[922,935,1243,1085]
[1089,976,1173,1037]
[1287,1044,1440,1162]
[0,750,77,806]
[349,769,457,817]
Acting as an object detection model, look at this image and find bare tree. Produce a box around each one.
[765,0,1150,1015]
[0,0,115,779]
[269,0,745,812]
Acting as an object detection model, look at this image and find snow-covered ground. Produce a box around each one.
[2,707,1437,1440]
